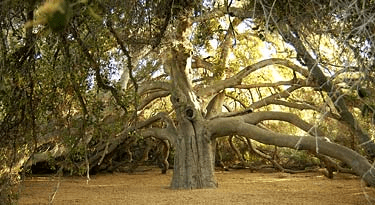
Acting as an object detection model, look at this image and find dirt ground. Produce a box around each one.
[18,167,375,205]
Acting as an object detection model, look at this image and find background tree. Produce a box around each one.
[2,0,375,202]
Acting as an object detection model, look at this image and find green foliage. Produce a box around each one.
[24,0,73,33]
[45,1,71,32]
[279,148,320,169]
[0,172,20,204]
[192,19,221,49]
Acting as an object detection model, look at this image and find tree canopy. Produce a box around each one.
[1,0,375,202]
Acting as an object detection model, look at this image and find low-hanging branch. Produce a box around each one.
[137,112,177,145]
[241,111,326,137]
[207,116,375,186]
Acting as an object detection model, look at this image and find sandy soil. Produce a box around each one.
[18,167,375,205]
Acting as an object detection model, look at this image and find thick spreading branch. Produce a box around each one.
[140,128,175,145]
[241,111,326,137]
[132,112,174,130]
[137,91,170,111]
[208,117,375,186]
[212,111,326,138]
[192,56,214,71]
[138,82,171,95]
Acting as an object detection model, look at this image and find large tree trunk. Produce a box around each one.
[165,16,219,189]
[167,46,218,188]
[171,118,217,189]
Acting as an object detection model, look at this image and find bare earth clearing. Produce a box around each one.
[19,167,375,205]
